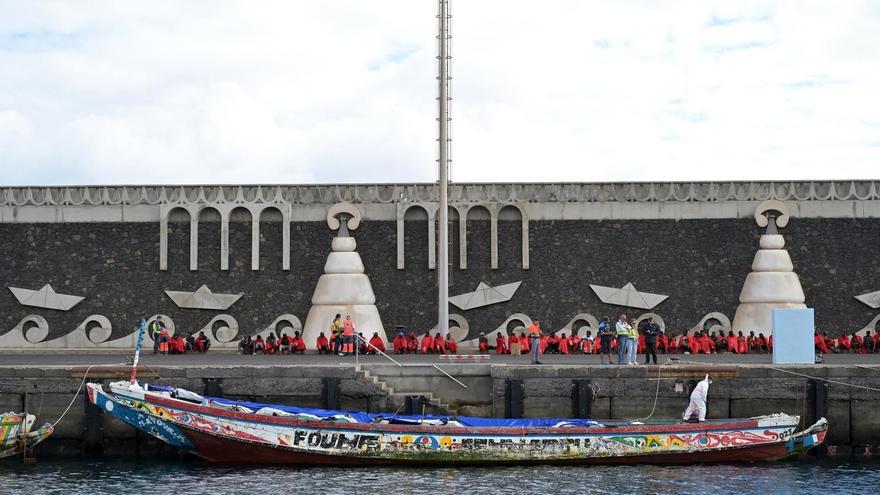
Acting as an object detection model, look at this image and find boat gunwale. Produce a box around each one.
[102,384,799,438]
[171,419,804,465]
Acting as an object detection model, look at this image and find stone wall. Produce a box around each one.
[1,217,879,342]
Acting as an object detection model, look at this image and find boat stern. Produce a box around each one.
[785,417,829,457]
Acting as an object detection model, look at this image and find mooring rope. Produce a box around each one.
[51,364,97,427]
[632,364,663,422]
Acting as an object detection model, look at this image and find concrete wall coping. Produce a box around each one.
[2,181,879,206]
[4,182,880,223]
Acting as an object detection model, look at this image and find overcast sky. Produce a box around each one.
[1,1,879,185]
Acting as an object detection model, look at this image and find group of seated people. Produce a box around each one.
[815,330,880,354]
[390,331,459,355]
[675,330,771,354]
[162,331,211,354]
[233,326,880,356]
[239,331,307,355]
[315,331,390,355]
[476,329,774,355]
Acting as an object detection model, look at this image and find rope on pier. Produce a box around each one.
[766,366,880,393]
[660,359,880,393]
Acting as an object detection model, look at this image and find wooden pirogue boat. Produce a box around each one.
[88,381,827,465]
[0,412,53,459]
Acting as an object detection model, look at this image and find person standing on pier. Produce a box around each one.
[627,318,639,365]
[341,315,355,356]
[615,314,631,365]
[330,314,343,354]
[149,317,166,354]
[642,317,661,365]
[528,320,542,365]
[598,317,613,365]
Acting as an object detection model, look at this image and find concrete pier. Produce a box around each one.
[4,360,879,458]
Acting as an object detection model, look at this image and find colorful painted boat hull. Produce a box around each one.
[87,383,193,450]
[0,412,54,458]
[88,382,827,465]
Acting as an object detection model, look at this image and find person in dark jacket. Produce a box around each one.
[642,317,662,365]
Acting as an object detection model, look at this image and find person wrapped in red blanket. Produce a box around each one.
[367,332,385,354]
[393,331,407,354]
[446,336,458,354]
[316,332,330,354]
[478,333,489,353]
[421,333,434,354]
[291,331,306,354]
[407,332,419,354]
[495,332,508,354]
[433,332,446,354]
[519,333,530,354]
[558,333,570,354]
[194,331,211,353]
[814,332,830,354]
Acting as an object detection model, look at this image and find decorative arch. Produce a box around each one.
[159,205,195,271]
[228,205,254,270]
[498,203,529,269]
[197,206,224,271]
[453,204,469,269]
[397,203,434,269]
[465,204,493,269]
[159,197,290,272]
[258,205,288,270]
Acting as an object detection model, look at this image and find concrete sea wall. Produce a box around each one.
[4,364,879,458]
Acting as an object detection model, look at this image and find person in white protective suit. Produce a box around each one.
[682,374,713,422]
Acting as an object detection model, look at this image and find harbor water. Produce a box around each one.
[1,459,878,495]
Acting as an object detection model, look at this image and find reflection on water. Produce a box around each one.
[1,458,878,495]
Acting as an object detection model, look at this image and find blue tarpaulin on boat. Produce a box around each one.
[207,397,376,424]
[145,384,600,428]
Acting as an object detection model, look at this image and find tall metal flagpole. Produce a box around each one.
[437,0,450,339]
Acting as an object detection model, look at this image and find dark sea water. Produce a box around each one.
[1,458,878,495]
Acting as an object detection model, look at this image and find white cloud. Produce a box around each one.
[0,0,878,185]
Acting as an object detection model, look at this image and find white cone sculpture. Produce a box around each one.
[302,204,387,349]
[732,202,806,335]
